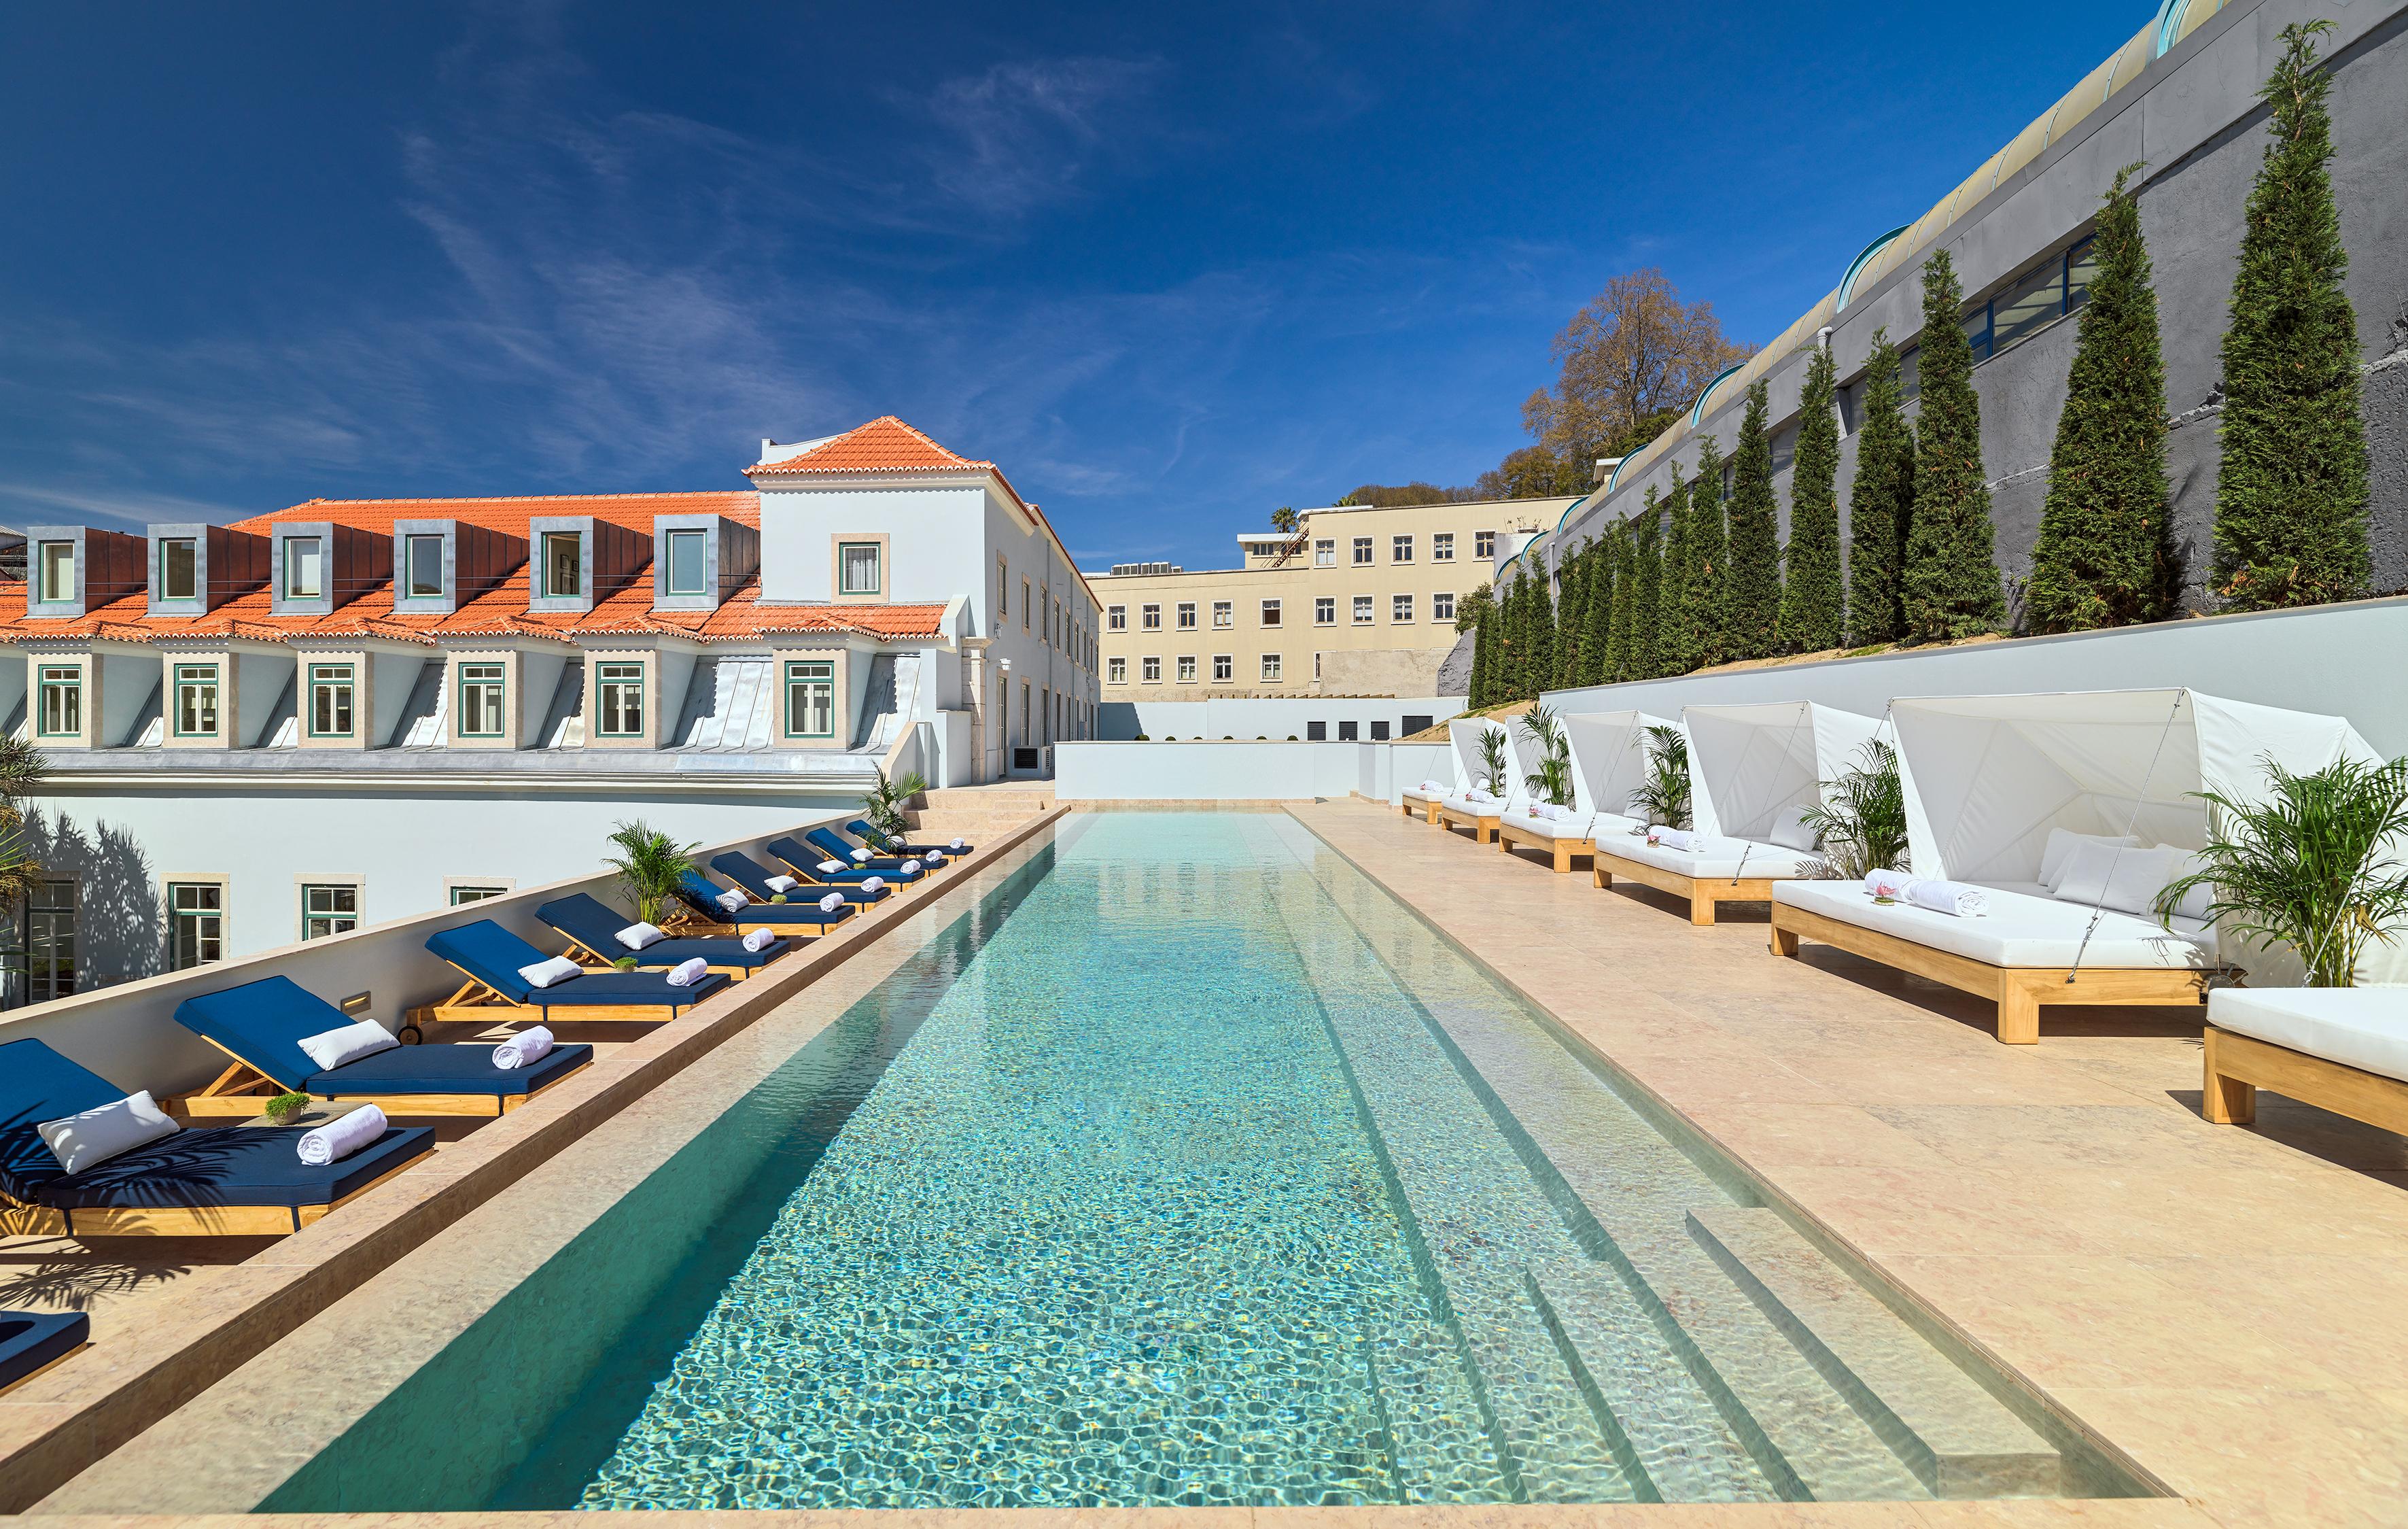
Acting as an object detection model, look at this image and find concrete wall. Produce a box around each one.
[1096,695,1463,741]
[1056,741,1365,800]
[0,813,844,1105]
[1544,595,2408,755]
[1364,741,1454,805]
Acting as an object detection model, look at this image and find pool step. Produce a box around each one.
[1686,1207,2061,1498]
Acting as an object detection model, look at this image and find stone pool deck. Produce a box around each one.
[1291,797,2408,1529]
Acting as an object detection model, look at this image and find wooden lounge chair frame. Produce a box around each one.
[2202,1025,2408,1133]
[413,974,693,1031]
[1497,820,1593,874]
[554,933,770,984]
[1594,844,1776,927]
[1398,794,1443,825]
[1433,801,1501,844]
[1770,899,2224,1045]
[0,1155,426,1238]
[165,1038,591,1120]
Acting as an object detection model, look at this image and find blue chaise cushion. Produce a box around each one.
[174,976,593,1097]
[536,894,790,971]
[426,921,731,1008]
[0,1311,88,1390]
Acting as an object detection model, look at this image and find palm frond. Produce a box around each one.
[1798,738,1910,880]
[605,818,697,926]
[1520,704,1573,806]
[1628,724,1692,829]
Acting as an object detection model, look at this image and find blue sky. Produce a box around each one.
[0,1,2152,572]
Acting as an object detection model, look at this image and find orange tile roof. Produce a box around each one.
[744,417,985,477]
[229,489,758,538]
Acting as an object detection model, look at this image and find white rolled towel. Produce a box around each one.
[741,927,776,952]
[1903,878,1989,918]
[1419,779,1446,793]
[715,888,748,914]
[765,874,799,894]
[493,1025,554,1070]
[817,859,846,874]
[924,850,946,865]
[297,1104,387,1167]
[519,955,584,990]
[861,875,886,893]
[817,892,845,913]
[850,848,871,862]
[615,921,665,952]
[949,837,966,851]
[1862,868,1914,899]
[901,858,922,874]
[665,956,710,987]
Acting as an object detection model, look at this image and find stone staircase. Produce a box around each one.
[909,784,1056,846]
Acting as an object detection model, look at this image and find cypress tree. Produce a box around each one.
[1903,250,2007,640]
[1778,343,1845,651]
[1846,328,1915,643]
[1604,515,1638,682]
[1723,381,1784,660]
[1686,436,1730,668]
[1656,470,1691,674]
[1497,575,1524,701]
[1467,604,1493,708]
[2027,166,2178,633]
[1630,507,1663,680]
[1556,545,1590,689]
[1583,536,1614,685]
[2212,20,2369,611]
[1527,562,1558,695]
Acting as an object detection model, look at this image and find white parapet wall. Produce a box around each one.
[1096,695,1463,742]
[1057,741,1369,800]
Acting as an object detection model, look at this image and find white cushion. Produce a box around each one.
[1439,795,1499,817]
[38,1091,179,1175]
[1501,808,1594,841]
[1605,836,1817,882]
[817,859,846,874]
[715,889,748,914]
[519,955,586,990]
[1767,804,1821,853]
[850,848,871,862]
[764,875,799,894]
[2040,828,2142,890]
[2210,988,2408,1084]
[295,1018,399,1071]
[615,922,666,952]
[1775,878,2217,969]
[2054,841,2196,920]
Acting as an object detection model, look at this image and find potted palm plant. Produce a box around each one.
[2158,756,2408,987]
[1628,724,1691,830]
[605,820,697,927]
[1520,704,1573,808]
[1799,739,1910,881]
[862,768,929,842]
[1476,727,1511,799]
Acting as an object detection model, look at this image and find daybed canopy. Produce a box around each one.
[1561,710,1675,821]
[1444,718,1505,795]
[1686,702,1885,844]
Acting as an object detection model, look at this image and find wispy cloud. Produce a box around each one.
[919,56,1162,218]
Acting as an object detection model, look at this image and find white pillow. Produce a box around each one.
[39,1091,179,1175]
[1767,804,1821,853]
[518,955,586,990]
[715,889,748,914]
[2039,828,2142,891]
[765,875,799,893]
[2163,851,2216,923]
[615,921,665,952]
[2053,841,2186,918]
[850,848,871,862]
[296,1018,399,1071]
[818,859,845,874]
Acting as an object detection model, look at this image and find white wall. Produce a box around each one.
[1097,695,1463,741]
[1055,741,1363,800]
[1364,741,1454,804]
[1547,598,2408,757]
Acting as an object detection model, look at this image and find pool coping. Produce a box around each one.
[0,806,1067,1514]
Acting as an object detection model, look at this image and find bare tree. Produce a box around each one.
[1522,269,1754,475]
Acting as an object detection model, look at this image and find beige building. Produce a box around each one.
[1090,497,1573,700]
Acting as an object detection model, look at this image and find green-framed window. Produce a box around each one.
[158,538,198,601]
[282,536,324,599]
[168,881,223,969]
[664,529,707,596]
[300,882,359,941]
[309,664,355,737]
[36,666,82,738]
[784,659,835,739]
[173,664,221,737]
[837,541,882,596]
[449,884,508,905]
[457,662,507,738]
[595,661,646,737]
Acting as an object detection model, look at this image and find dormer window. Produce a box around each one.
[664,529,707,596]
[542,532,582,599]
[405,534,445,598]
[839,541,882,596]
[283,536,324,600]
[159,538,198,601]
[38,543,74,604]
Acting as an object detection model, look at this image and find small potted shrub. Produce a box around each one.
[264,1090,311,1125]
[612,955,639,970]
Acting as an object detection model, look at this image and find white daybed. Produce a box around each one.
[2203,989,2408,1134]
[1433,718,1510,844]
[1770,689,2377,1044]
[1399,758,1459,825]
[1593,702,1881,926]
[1495,709,1669,874]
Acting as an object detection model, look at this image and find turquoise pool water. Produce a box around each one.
[266,812,2116,1511]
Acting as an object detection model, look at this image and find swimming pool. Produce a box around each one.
[256,811,2125,1510]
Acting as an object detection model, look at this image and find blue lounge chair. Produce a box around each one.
[0,1038,434,1237]
[425,919,731,1027]
[538,892,795,979]
[844,817,973,859]
[802,825,924,876]
[0,1311,88,1394]
[714,851,898,912]
[674,870,858,934]
[171,976,595,1119]
[764,836,897,887]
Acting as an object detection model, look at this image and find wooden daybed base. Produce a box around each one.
[1497,821,1593,874]
[1770,900,2219,1046]
[1433,802,1502,844]
[1593,847,1777,927]
[0,1155,425,1239]
[166,1048,590,1120]
[2202,1026,2408,1132]
[1400,795,1442,824]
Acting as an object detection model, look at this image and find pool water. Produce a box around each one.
[268,812,2118,1511]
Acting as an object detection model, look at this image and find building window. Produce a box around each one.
[1353,536,1373,566]
[458,662,507,738]
[26,880,76,1003]
[1475,530,1496,559]
[1314,652,1323,681]
[665,529,708,596]
[1770,425,1798,476]
[1261,653,1283,682]
[308,664,355,737]
[1212,654,1232,682]
[37,542,75,604]
[596,661,646,737]
[837,540,881,596]
[1108,604,1126,632]
[1338,720,1359,741]
[1353,595,1374,625]
[1393,594,1414,623]
[784,659,835,738]
[1260,599,1282,628]
[406,534,445,598]
[301,883,360,941]
[1176,655,1198,683]
[1307,721,1327,741]
[449,884,509,905]
[173,664,221,738]
[1107,657,1127,684]
[167,882,223,969]
[542,532,582,599]
[1392,535,1413,562]
[1142,656,1162,683]
[1022,579,1031,630]
[1371,720,1391,740]
[160,538,198,601]
[1314,539,1335,567]
[1176,601,1196,631]
[1963,235,2096,364]
[36,666,80,738]
[996,558,1009,626]
[1141,603,1161,631]
[1433,532,1454,563]
[283,536,324,600]
[1314,596,1336,625]
[1433,591,1456,623]
[1212,600,1232,628]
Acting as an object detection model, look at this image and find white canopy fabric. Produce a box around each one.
[1446,717,1510,797]
[1561,710,1676,821]
[1686,702,1884,844]
[1892,689,2379,884]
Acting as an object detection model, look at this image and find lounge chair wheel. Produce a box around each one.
[398,1023,423,1046]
